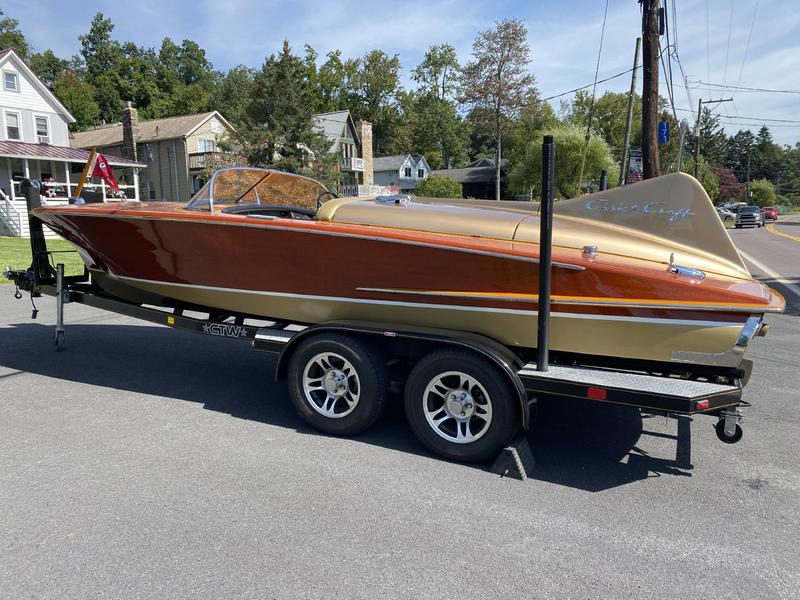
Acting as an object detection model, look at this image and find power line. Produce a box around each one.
[539,65,640,103]
[722,0,734,88]
[689,80,800,95]
[705,0,711,98]
[674,107,800,124]
[662,4,678,122]
[718,121,800,128]
[734,0,759,90]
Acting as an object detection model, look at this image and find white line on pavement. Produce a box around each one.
[738,249,800,301]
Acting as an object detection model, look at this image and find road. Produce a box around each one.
[1,225,799,599]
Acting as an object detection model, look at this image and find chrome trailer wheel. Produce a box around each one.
[404,350,518,462]
[287,334,389,436]
[302,352,361,418]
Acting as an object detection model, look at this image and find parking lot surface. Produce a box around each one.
[1,228,799,599]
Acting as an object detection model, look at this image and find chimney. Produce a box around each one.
[356,119,373,186]
[122,101,140,162]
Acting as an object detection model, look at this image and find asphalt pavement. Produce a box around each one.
[1,225,799,599]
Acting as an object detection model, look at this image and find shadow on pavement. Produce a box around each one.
[755,276,800,316]
[1,322,693,492]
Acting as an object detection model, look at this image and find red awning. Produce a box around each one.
[0,140,145,168]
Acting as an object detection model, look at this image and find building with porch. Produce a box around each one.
[312,110,383,196]
[71,109,234,202]
[0,48,143,237]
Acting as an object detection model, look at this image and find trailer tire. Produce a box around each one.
[287,334,389,436]
[404,350,518,463]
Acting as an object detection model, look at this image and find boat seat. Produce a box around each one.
[221,204,316,220]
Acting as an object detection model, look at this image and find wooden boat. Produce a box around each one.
[32,167,783,374]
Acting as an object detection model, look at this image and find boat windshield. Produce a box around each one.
[185,167,330,212]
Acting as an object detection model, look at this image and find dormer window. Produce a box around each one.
[417,168,424,178]
[404,167,412,178]
[3,71,18,92]
[6,112,21,140]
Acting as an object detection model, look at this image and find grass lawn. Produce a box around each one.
[0,236,85,284]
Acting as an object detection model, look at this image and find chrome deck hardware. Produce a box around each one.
[667,253,705,279]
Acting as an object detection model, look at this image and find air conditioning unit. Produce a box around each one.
[37,135,50,144]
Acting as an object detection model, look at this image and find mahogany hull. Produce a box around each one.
[33,205,782,367]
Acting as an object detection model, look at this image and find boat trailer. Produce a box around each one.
[4,148,748,472]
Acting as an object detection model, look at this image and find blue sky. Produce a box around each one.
[11,0,800,144]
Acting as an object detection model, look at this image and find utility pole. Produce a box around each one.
[694,98,703,179]
[619,37,641,186]
[693,97,733,178]
[746,148,751,200]
[641,0,660,179]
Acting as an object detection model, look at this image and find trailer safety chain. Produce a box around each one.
[13,285,22,300]
[29,291,38,319]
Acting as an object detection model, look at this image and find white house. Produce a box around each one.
[372,154,431,192]
[0,49,144,237]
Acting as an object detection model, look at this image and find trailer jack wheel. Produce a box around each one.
[715,407,743,444]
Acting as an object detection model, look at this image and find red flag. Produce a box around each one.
[91,153,120,192]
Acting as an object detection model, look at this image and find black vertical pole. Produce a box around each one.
[599,169,608,191]
[537,135,555,372]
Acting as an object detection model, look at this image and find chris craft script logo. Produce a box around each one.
[202,323,250,338]
[585,199,694,223]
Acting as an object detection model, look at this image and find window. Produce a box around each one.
[6,112,21,140]
[404,167,412,178]
[198,138,216,153]
[140,143,153,163]
[35,116,49,142]
[417,168,424,178]
[3,71,18,91]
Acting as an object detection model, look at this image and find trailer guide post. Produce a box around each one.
[537,134,555,372]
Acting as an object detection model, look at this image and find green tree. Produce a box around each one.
[683,155,719,201]
[313,50,356,113]
[409,44,466,169]
[346,50,405,155]
[29,50,68,89]
[725,129,756,182]
[510,124,618,199]
[565,90,642,162]
[462,18,537,200]
[412,44,461,101]
[502,100,559,174]
[686,107,727,165]
[0,9,28,58]
[53,70,100,130]
[414,175,463,198]
[242,40,333,181]
[748,178,776,207]
[79,13,125,122]
[211,65,255,127]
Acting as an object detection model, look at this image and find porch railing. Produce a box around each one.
[189,151,227,170]
[337,184,388,197]
[12,180,138,201]
[0,188,22,235]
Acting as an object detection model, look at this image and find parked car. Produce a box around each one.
[716,206,735,220]
[735,206,763,228]
[761,206,778,221]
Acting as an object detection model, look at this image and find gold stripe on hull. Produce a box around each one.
[102,274,746,366]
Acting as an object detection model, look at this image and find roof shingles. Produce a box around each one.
[0,139,144,167]
[71,111,220,149]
